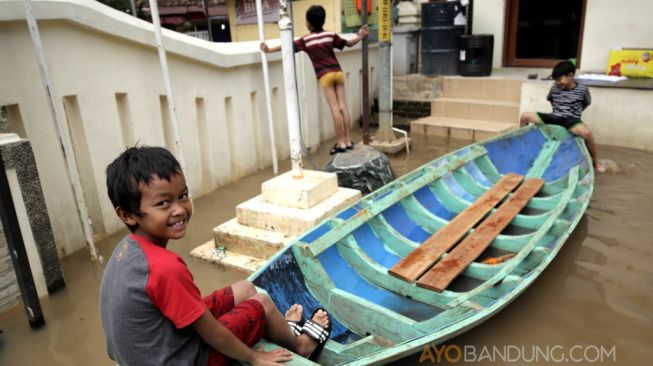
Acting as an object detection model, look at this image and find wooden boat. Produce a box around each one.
[248,125,594,365]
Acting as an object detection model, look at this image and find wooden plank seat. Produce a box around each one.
[416,178,545,292]
[388,173,524,282]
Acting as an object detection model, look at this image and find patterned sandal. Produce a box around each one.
[301,307,331,361]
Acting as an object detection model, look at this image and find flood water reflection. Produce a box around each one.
[0,131,651,365]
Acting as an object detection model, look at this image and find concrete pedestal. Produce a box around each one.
[191,170,361,273]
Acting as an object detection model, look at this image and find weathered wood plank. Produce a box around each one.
[416,178,545,292]
[388,173,524,282]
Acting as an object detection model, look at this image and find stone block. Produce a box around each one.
[236,188,361,236]
[261,170,337,209]
[190,241,265,274]
[213,218,293,259]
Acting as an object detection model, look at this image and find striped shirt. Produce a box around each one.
[547,82,591,119]
[294,31,348,79]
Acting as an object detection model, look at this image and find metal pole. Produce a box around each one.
[129,0,137,17]
[23,0,98,260]
[278,0,303,178]
[148,0,188,175]
[375,0,396,142]
[361,0,370,144]
[256,0,279,175]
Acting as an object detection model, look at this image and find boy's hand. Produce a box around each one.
[260,42,269,53]
[358,24,369,39]
[251,347,293,366]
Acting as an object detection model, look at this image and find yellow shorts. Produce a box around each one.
[319,71,345,88]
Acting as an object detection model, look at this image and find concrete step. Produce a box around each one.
[236,187,361,236]
[443,77,523,102]
[213,218,294,259]
[431,97,520,124]
[261,170,338,209]
[190,241,265,274]
[410,116,517,141]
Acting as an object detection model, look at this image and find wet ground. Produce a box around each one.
[1,129,651,365]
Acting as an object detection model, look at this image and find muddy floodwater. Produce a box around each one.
[0,130,651,365]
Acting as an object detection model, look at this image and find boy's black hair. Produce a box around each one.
[106,146,182,231]
[552,61,576,79]
[306,5,325,31]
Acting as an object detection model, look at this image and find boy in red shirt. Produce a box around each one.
[261,5,369,155]
[100,146,330,365]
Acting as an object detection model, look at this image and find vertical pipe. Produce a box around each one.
[278,0,303,178]
[148,0,188,175]
[255,0,279,175]
[129,0,137,17]
[23,0,98,260]
[375,0,396,142]
[361,0,370,144]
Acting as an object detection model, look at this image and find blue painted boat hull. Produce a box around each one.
[248,125,594,365]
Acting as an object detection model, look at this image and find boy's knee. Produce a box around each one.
[251,293,274,313]
[236,280,257,297]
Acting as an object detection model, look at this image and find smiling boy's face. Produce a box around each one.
[555,72,575,89]
[122,172,192,247]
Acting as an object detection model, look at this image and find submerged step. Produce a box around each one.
[213,218,293,259]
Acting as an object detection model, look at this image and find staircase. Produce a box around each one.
[411,77,523,141]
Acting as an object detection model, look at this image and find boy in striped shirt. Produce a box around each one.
[520,61,605,173]
[261,5,369,155]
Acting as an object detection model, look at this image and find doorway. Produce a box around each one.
[503,0,586,68]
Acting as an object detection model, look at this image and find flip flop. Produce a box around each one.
[346,143,355,150]
[301,307,331,361]
[329,144,347,155]
[286,319,304,337]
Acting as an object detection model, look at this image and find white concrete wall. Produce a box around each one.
[581,0,653,71]
[472,0,653,70]
[520,81,653,151]
[0,0,378,256]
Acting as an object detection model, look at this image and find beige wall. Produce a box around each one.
[473,0,653,71]
[0,0,377,255]
[227,0,341,42]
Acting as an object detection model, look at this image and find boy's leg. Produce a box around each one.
[335,83,352,147]
[569,124,605,172]
[251,293,328,358]
[520,112,541,127]
[322,85,346,148]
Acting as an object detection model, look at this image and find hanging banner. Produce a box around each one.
[236,0,280,25]
[378,0,391,42]
[343,0,378,28]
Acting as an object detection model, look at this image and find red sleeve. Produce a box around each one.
[294,37,305,53]
[333,34,347,50]
[146,255,205,329]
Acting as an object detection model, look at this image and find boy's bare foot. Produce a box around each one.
[285,304,303,336]
[595,161,606,174]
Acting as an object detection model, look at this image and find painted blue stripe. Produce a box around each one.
[413,186,456,220]
[381,203,431,242]
[252,249,356,342]
[351,224,401,268]
[542,137,585,182]
[443,173,477,202]
[464,161,493,187]
[337,206,360,220]
[318,246,441,321]
[484,129,546,175]
[299,223,331,244]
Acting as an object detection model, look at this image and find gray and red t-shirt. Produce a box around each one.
[99,234,209,366]
[294,31,348,79]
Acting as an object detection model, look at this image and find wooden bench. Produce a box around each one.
[416,178,545,292]
[388,173,524,282]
